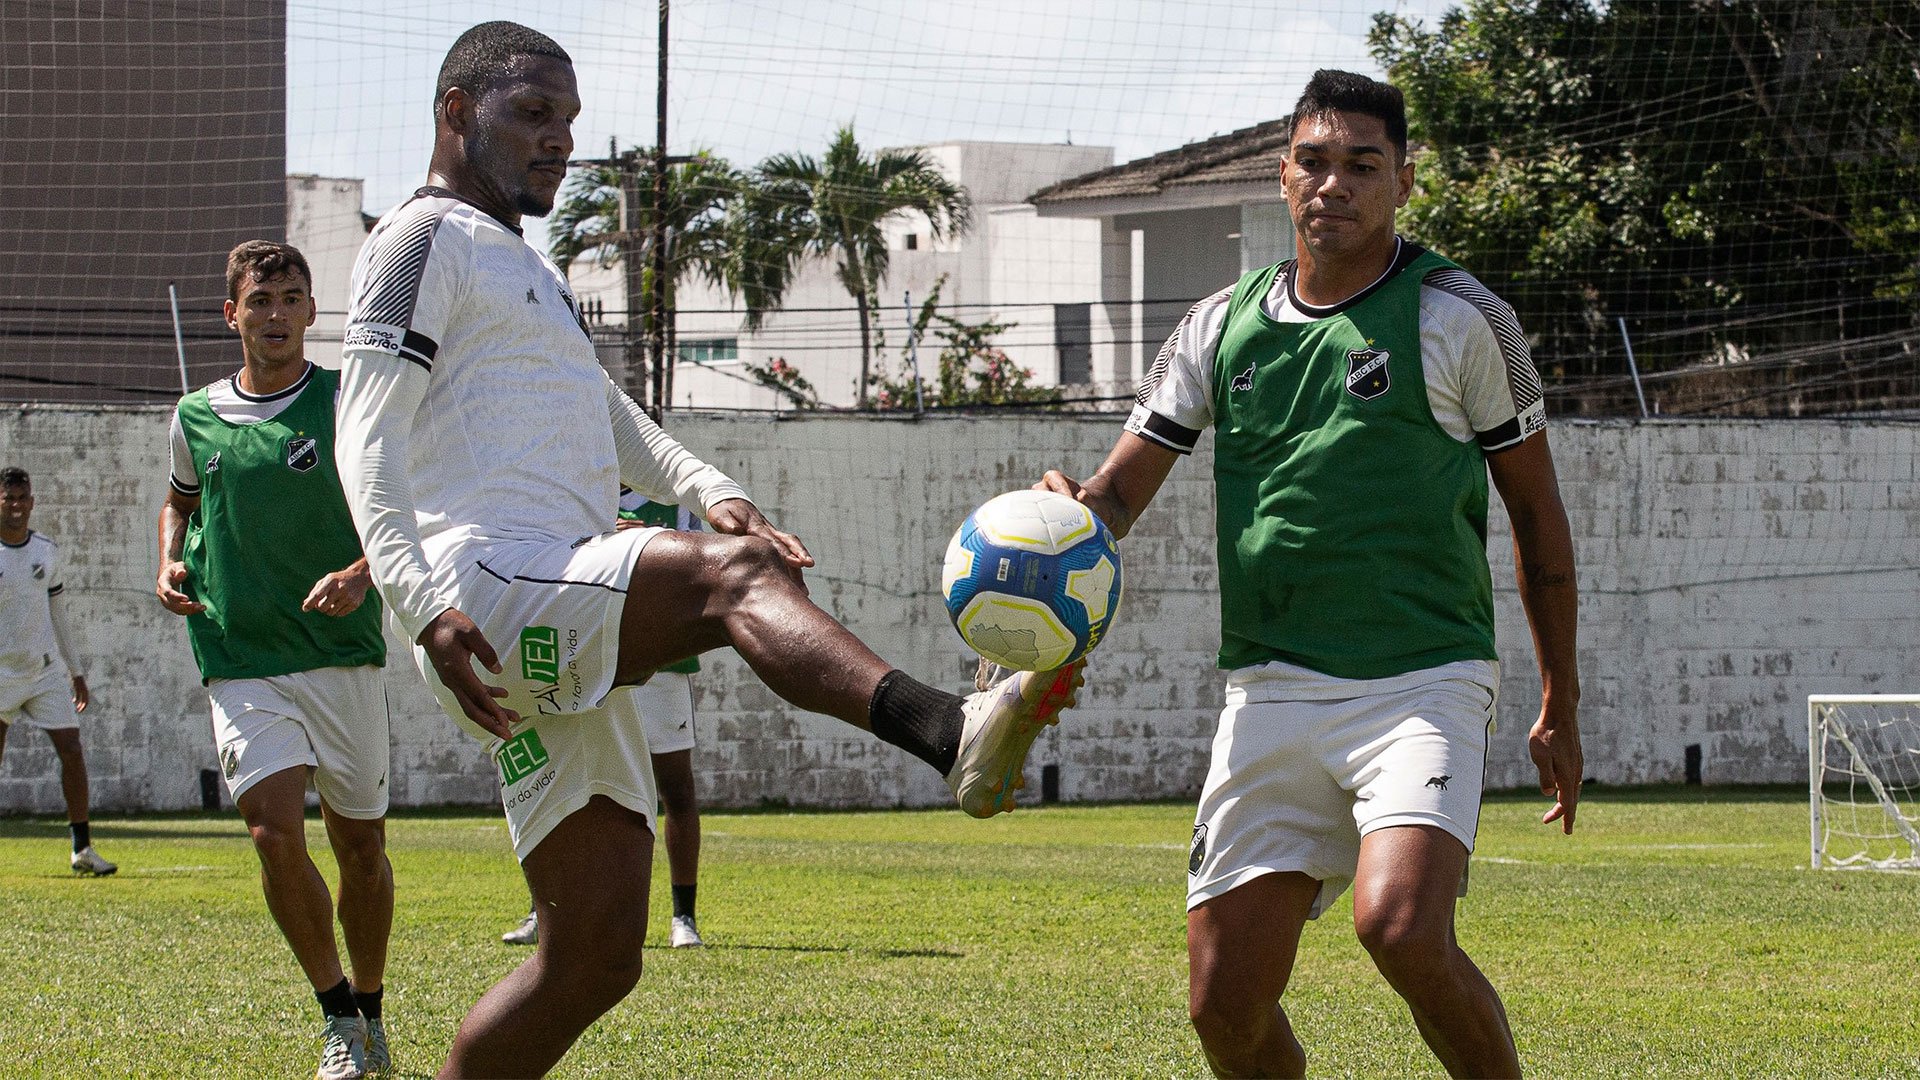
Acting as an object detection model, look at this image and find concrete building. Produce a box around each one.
[286,174,374,360]
[569,141,1115,410]
[1031,119,1296,391]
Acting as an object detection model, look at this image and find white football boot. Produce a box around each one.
[70,846,117,876]
[946,660,1084,818]
[362,1016,391,1076]
[669,914,704,948]
[501,909,539,945]
[315,1014,368,1080]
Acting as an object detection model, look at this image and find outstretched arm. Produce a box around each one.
[1036,431,1181,540]
[1487,432,1583,833]
[603,378,812,568]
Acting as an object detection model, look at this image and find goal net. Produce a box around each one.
[1809,695,1920,871]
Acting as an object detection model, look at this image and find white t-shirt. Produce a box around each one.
[0,531,71,682]
[1126,238,1547,456]
[334,188,746,640]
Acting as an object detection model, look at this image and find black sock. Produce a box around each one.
[316,978,358,1019]
[69,821,90,854]
[868,670,964,775]
[353,985,383,1021]
[671,883,697,920]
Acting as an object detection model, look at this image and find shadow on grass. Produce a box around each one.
[662,942,964,959]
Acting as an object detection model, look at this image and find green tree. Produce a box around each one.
[870,277,1059,410]
[750,127,973,407]
[1371,0,1920,398]
[547,150,744,388]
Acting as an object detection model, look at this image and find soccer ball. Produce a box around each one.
[941,489,1123,671]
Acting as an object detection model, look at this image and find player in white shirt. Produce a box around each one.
[0,467,115,875]
[332,23,1082,1077]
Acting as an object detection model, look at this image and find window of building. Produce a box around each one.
[903,233,918,250]
[677,338,739,364]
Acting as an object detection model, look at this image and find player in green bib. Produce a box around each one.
[155,242,396,1080]
[1041,72,1582,1077]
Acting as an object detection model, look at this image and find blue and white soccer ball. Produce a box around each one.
[941,489,1123,671]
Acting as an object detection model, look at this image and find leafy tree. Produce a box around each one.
[749,127,973,407]
[547,150,744,392]
[1371,0,1920,403]
[870,278,1059,410]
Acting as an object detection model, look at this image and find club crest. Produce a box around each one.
[1346,347,1390,400]
[285,437,319,473]
[1230,361,1256,393]
[1189,823,1209,876]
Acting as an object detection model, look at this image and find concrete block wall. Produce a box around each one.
[2,405,1914,814]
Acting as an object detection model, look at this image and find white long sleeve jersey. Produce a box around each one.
[334,188,746,641]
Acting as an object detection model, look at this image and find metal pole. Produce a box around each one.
[904,290,924,414]
[167,282,190,394]
[1617,315,1649,419]
[649,0,670,415]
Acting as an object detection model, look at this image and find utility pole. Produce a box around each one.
[651,0,671,415]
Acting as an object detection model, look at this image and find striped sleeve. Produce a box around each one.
[342,200,460,372]
[167,409,199,495]
[1423,268,1546,452]
[1123,287,1231,454]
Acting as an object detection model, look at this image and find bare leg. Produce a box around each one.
[322,804,393,994]
[439,795,653,1079]
[1188,872,1321,1079]
[613,531,892,726]
[46,727,90,826]
[236,767,348,992]
[652,749,699,888]
[1351,825,1520,1079]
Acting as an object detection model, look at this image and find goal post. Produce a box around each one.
[1809,695,1920,871]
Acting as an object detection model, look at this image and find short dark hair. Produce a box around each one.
[225,241,312,302]
[436,21,572,118]
[0,466,28,490]
[1289,69,1408,161]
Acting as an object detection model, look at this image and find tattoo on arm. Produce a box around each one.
[1522,562,1573,588]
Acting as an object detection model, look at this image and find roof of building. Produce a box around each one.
[1029,118,1290,206]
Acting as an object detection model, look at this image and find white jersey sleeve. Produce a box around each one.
[168,408,199,495]
[48,588,83,676]
[335,205,473,643]
[1124,286,1234,454]
[1419,269,1547,452]
[604,378,750,512]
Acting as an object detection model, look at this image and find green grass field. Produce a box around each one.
[3,787,1916,1078]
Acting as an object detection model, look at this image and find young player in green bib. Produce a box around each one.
[1041,71,1582,1078]
[156,242,396,1080]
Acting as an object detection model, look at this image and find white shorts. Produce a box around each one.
[0,665,78,731]
[207,665,391,819]
[629,672,696,755]
[489,697,659,862]
[1187,659,1498,919]
[420,527,663,730]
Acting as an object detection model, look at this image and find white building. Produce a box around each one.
[569,141,1115,411]
[286,173,373,363]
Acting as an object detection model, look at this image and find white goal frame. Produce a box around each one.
[1808,694,1920,871]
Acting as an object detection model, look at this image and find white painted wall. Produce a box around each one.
[286,174,368,365]
[4,407,1913,816]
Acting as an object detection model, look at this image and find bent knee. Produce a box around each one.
[247,822,310,867]
[1353,911,1454,974]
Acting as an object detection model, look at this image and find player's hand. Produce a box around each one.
[71,675,89,713]
[302,565,373,617]
[1529,699,1583,834]
[708,497,815,571]
[614,518,647,531]
[418,609,519,738]
[1036,470,1132,536]
[155,561,205,615]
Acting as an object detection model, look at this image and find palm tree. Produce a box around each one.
[548,149,743,402]
[750,126,972,407]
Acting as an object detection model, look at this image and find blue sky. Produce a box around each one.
[288,0,1451,249]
